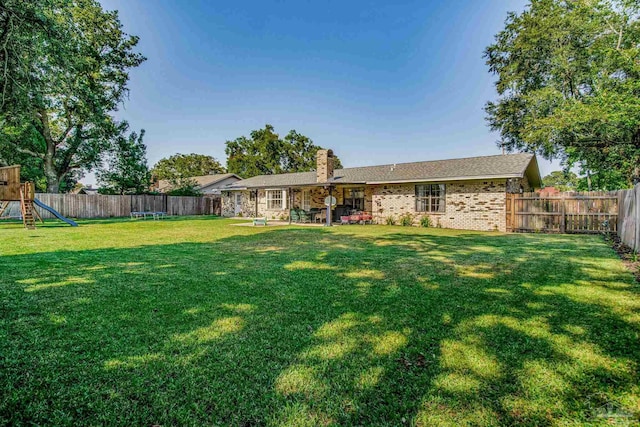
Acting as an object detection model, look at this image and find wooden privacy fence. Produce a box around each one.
[507,184,640,252]
[507,191,619,234]
[33,194,221,219]
[617,184,640,252]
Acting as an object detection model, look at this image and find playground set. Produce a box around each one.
[0,165,77,229]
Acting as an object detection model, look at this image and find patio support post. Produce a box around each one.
[326,186,333,227]
[289,188,292,224]
[254,190,258,218]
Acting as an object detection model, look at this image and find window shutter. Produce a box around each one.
[282,190,287,210]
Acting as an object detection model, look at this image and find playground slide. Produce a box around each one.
[33,199,78,227]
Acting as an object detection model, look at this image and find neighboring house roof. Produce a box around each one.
[72,187,99,195]
[157,173,242,193]
[539,186,560,195]
[226,153,541,189]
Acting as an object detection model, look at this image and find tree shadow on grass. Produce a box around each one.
[0,227,638,426]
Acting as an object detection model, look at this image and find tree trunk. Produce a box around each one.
[43,141,60,193]
[44,164,59,193]
[39,109,60,193]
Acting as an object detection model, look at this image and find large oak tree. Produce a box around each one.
[225,124,343,178]
[485,0,640,189]
[0,0,145,192]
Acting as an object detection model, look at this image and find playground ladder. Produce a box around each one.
[0,201,8,217]
[20,184,36,230]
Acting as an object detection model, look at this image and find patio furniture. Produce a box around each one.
[309,208,321,223]
[343,211,373,224]
[253,217,267,226]
[290,209,300,222]
[131,211,167,220]
[315,210,327,223]
[153,212,167,220]
[298,209,312,223]
[359,212,373,224]
[334,205,351,219]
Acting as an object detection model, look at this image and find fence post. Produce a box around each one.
[507,193,516,232]
[506,194,511,232]
[617,190,623,236]
[635,184,640,252]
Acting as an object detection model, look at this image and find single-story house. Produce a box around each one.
[221,150,541,232]
[155,173,242,196]
[72,186,99,195]
[538,186,562,196]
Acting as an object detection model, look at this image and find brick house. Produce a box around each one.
[220,150,541,232]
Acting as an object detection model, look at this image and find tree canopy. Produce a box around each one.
[97,128,150,195]
[485,0,640,189]
[164,179,203,197]
[225,124,343,178]
[0,0,145,192]
[151,154,225,181]
[542,170,580,192]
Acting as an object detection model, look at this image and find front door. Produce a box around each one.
[234,193,243,216]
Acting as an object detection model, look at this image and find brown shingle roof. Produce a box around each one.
[226,153,540,189]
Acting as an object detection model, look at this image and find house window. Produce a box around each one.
[266,190,285,210]
[302,190,311,211]
[416,184,446,213]
[249,191,256,201]
[344,187,365,211]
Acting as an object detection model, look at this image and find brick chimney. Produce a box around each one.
[316,149,334,183]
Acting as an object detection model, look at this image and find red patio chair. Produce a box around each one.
[360,213,373,224]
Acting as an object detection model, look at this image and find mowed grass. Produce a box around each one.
[1,217,639,426]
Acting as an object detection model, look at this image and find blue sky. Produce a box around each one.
[92,0,556,184]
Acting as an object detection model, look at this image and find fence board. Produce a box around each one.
[30,194,218,219]
[617,185,638,252]
[508,192,619,234]
[637,185,640,252]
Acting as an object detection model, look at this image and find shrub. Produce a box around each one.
[385,216,396,225]
[399,213,414,226]
[420,216,432,228]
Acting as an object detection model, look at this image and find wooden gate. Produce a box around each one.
[204,197,221,216]
[507,192,618,233]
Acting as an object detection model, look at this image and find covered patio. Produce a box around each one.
[281,184,373,225]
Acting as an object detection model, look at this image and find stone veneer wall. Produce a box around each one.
[222,187,345,219]
[371,179,508,232]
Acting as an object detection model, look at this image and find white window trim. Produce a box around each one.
[415,184,446,213]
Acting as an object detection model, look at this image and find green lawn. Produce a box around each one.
[1,217,639,426]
